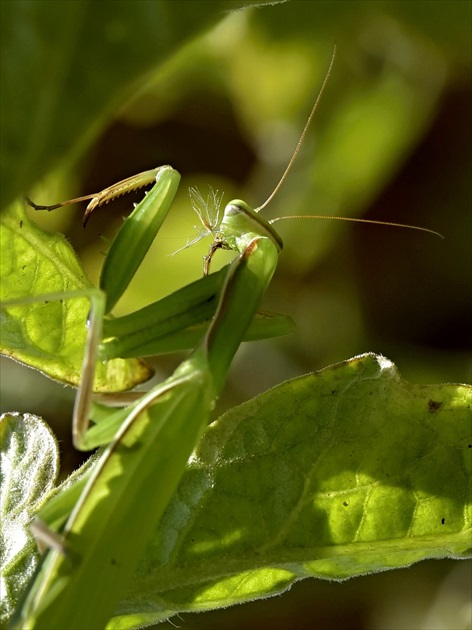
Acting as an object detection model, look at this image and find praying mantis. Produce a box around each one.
[3,47,444,630]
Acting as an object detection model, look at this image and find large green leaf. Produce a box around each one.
[3,354,470,629]
[0,0,279,210]
[0,202,152,391]
[109,353,470,627]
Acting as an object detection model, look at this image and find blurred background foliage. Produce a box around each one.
[1,1,471,629]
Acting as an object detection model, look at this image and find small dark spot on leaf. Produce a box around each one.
[441,518,445,525]
[428,399,443,413]
[331,390,337,395]
[468,444,472,449]
[343,501,348,507]
[19,220,23,228]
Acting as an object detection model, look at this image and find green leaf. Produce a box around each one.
[0,202,152,391]
[0,0,280,210]
[111,354,471,628]
[0,412,58,626]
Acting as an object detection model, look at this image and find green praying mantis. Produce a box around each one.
[4,47,444,630]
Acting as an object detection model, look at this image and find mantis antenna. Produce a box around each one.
[253,43,443,241]
[269,214,444,239]
[255,44,337,213]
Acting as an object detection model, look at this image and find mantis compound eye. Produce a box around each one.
[224,199,251,217]
[225,203,240,215]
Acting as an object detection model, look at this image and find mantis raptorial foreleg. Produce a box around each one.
[26,168,164,227]
[4,165,295,437]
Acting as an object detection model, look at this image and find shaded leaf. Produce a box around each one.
[0,0,280,209]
